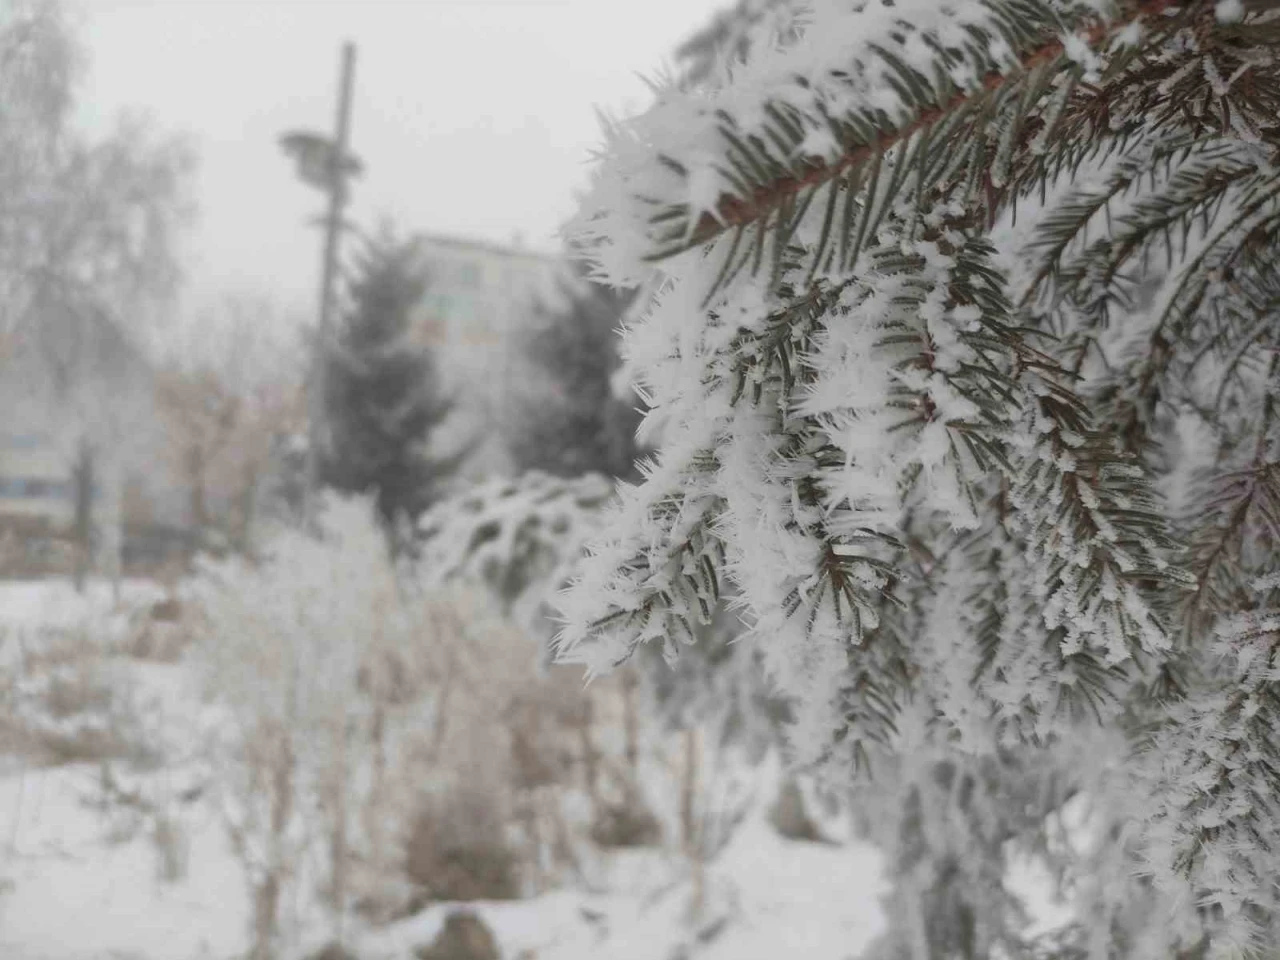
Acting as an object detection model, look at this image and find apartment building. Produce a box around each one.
[0,431,75,532]
[410,233,564,476]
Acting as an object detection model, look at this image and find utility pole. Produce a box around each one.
[280,42,359,525]
[306,41,357,523]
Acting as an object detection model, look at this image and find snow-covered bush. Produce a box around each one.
[416,472,664,858]
[418,470,781,747]
[403,780,523,903]
[0,628,164,767]
[416,470,615,641]
[190,497,395,957]
[417,472,779,854]
[417,467,811,889]
[191,494,599,942]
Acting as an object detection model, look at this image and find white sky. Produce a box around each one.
[75,0,725,320]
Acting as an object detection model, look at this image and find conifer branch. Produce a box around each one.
[678,0,1186,253]
[552,0,1280,948]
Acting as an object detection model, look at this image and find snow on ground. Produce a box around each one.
[0,579,167,632]
[0,753,1071,960]
[0,744,888,960]
[0,576,1072,960]
[0,579,169,670]
[362,810,887,960]
[0,763,248,960]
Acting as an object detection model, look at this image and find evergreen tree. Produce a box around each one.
[505,262,643,481]
[321,230,459,536]
[555,2,1280,956]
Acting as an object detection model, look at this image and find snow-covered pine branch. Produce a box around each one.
[556,0,1280,952]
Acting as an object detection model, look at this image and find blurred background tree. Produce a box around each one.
[0,0,194,590]
[319,226,462,543]
[503,261,642,482]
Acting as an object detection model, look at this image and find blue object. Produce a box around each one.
[0,433,52,450]
[0,476,72,499]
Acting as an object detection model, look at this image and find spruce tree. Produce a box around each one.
[554,2,1280,956]
[321,230,459,536]
[505,262,643,481]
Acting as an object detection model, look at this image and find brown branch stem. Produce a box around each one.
[685,0,1188,250]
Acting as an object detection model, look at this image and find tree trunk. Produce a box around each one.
[328,720,351,944]
[547,788,585,886]
[370,702,386,806]
[99,461,122,603]
[70,441,94,593]
[252,731,295,960]
[186,442,207,533]
[622,669,639,781]
[523,790,547,894]
[252,868,283,960]
[237,459,260,551]
[681,725,705,921]
[905,874,932,960]
[578,691,600,814]
[330,787,349,941]
[362,699,389,902]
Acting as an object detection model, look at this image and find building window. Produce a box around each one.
[0,433,51,450]
[43,479,74,500]
[460,307,498,345]
[457,261,483,288]
[0,476,70,499]
[419,315,447,346]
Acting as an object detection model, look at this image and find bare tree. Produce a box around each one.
[156,365,239,534]
[0,0,194,590]
[151,294,307,549]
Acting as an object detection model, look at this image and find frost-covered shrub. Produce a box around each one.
[767,778,827,844]
[417,472,784,881]
[152,809,190,884]
[6,653,161,766]
[389,582,580,901]
[504,674,584,792]
[403,781,522,902]
[191,496,404,956]
[416,473,666,856]
[121,597,190,663]
[43,662,114,718]
[419,468,779,748]
[588,796,663,849]
[192,495,574,931]
[416,470,614,641]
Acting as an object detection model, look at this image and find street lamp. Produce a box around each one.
[279,41,361,524]
[279,130,364,198]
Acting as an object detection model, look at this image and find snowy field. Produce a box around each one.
[0,577,1075,960]
[0,577,889,960]
[0,767,888,960]
[0,579,166,639]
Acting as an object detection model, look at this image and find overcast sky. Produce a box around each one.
[75,0,725,320]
